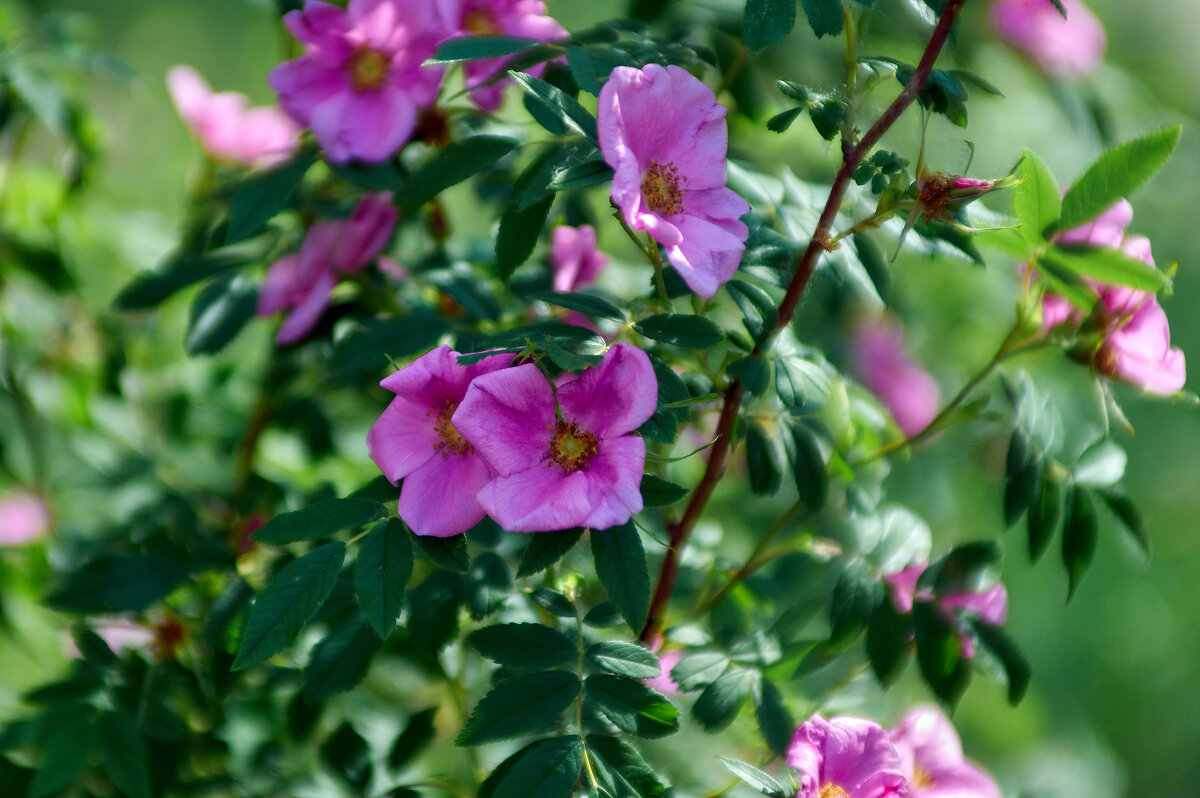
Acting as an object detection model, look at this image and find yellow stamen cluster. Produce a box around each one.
[548,419,599,473]
[916,172,954,221]
[913,764,937,791]
[431,400,473,456]
[642,159,685,216]
[464,9,499,34]
[819,785,849,798]
[348,47,390,93]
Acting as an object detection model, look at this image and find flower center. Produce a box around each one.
[642,159,685,216]
[548,419,599,473]
[913,764,936,791]
[1092,341,1120,378]
[431,400,473,456]
[464,9,499,34]
[819,785,849,798]
[348,47,390,93]
[917,172,953,220]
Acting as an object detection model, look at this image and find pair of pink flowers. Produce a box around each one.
[789,708,1000,798]
[256,192,398,344]
[989,0,1106,77]
[1040,199,1185,394]
[268,0,565,163]
[367,343,657,536]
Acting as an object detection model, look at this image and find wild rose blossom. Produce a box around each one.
[598,64,750,298]
[1038,199,1185,394]
[551,225,609,292]
[0,491,51,546]
[989,0,1106,77]
[269,0,455,162]
[367,345,513,537]
[257,192,397,344]
[889,707,1001,798]
[851,316,941,437]
[787,713,908,798]
[452,0,567,112]
[884,563,1009,626]
[453,343,656,532]
[167,66,300,169]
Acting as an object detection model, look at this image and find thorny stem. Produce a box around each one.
[639,0,971,644]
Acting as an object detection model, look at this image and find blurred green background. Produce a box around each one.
[8,0,1200,795]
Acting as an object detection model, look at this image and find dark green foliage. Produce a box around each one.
[1003,428,1041,526]
[479,736,585,798]
[639,474,688,507]
[743,0,797,52]
[746,422,784,496]
[113,241,268,311]
[1062,485,1098,599]
[389,708,437,771]
[303,613,383,702]
[47,555,187,614]
[634,313,725,349]
[509,72,599,142]
[591,523,650,633]
[518,528,585,576]
[753,679,794,756]
[918,541,1003,595]
[355,518,413,638]
[428,34,542,63]
[584,674,679,737]
[413,532,470,573]
[587,734,667,797]
[787,423,828,509]
[585,641,661,679]
[185,273,258,355]
[469,623,579,669]
[253,498,388,546]
[717,756,787,797]
[801,0,844,38]
[867,598,912,686]
[829,559,881,651]
[1028,473,1065,563]
[913,602,971,709]
[321,722,372,792]
[225,149,315,244]
[691,668,753,732]
[394,135,518,207]
[456,671,581,745]
[528,291,626,322]
[497,149,558,280]
[970,619,1031,704]
[1098,487,1150,555]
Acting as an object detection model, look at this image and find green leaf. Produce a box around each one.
[669,651,730,691]
[1027,472,1065,563]
[408,570,465,658]
[1055,125,1182,233]
[517,527,585,577]
[468,623,579,669]
[509,71,599,142]
[497,150,557,280]
[970,619,1031,705]
[413,532,470,573]
[1098,487,1150,555]
[1033,253,1097,312]
[456,671,581,746]
[566,44,626,95]
[480,737,585,798]
[226,150,315,244]
[253,498,387,546]
[1043,244,1169,293]
[717,757,786,797]
[692,668,753,732]
[355,518,413,638]
[30,707,95,798]
[185,273,258,355]
[787,424,829,510]
[920,540,1004,596]
[591,523,650,633]
[753,679,794,757]
[1062,485,1098,600]
[1003,428,1041,527]
[47,555,186,614]
[634,314,724,349]
[583,602,622,628]
[585,674,679,738]
[528,290,625,322]
[727,278,777,342]
[232,542,346,670]
[321,721,372,792]
[389,708,437,771]
[113,242,265,311]
[586,641,661,679]
[640,474,688,507]
[728,355,772,396]
[867,598,912,686]
[1013,149,1061,246]
[829,560,881,651]
[767,107,805,134]
[547,157,614,191]
[303,614,383,702]
[913,601,972,710]
[394,135,518,208]
[743,0,798,51]
[330,311,450,377]
[746,422,784,496]
[587,735,666,798]
[801,0,845,38]
[427,34,541,64]
[467,550,512,620]
[96,712,152,798]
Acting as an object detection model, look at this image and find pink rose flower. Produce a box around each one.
[889,706,1001,798]
[454,343,657,532]
[787,713,908,798]
[851,316,941,438]
[1038,199,1185,394]
[453,0,567,112]
[550,225,609,292]
[0,491,51,546]
[598,64,750,298]
[269,0,456,162]
[367,345,513,537]
[884,563,1009,627]
[257,192,397,344]
[644,637,681,695]
[989,0,1106,77]
[167,66,301,169]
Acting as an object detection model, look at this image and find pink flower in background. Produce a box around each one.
[367,345,513,537]
[884,563,1009,627]
[644,638,681,695]
[167,66,301,169]
[1038,198,1185,393]
[551,225,609,292]
[599,64,750,298]
[269,0,455,162]
[454,343,657,532]
[787,714,908,798]
[851,316,941,437]
[889,707,1001,798]
[453,0,567,111]
[989,0,1106,77]
[0,491,51,546]
[257,192,397,344]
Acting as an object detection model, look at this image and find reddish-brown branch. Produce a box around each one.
[638,0,969,643]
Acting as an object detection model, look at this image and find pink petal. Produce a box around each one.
[399,451,493,537]
[476,461,593,532]
[789,714,906,798]
[366,395,440,482]
[276,268,337,344]
[665,203,748,298]
[166,65,213,124]
[329,192,398,272]
[557,344,657,438]
[269,58,350,127]
[1055,199,1132,248]
[551,225,608,292]
[579,435,645,529]
[454,363,557,476]
[379,345,513,410]
[284,1,355,62]
[989,0,1106,77]
[943,583,1008,626]
[890,706,965,776]
[884,564,925,614]
[0,491,51,546]
[309,85,417,163]
[257,253,305,316]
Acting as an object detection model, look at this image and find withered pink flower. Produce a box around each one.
[598,64,749,298]
[989,0,1106,77]
[454,343,657,532]
[167,66,301,169]
[367,345,513,537]
[257,192,397,344]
